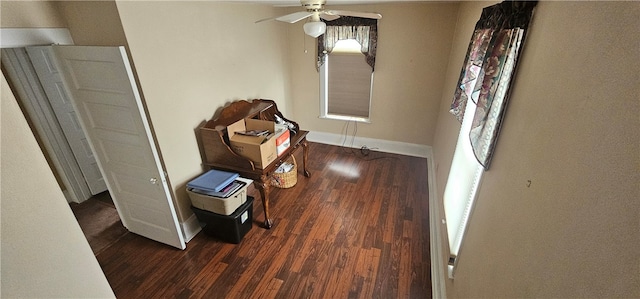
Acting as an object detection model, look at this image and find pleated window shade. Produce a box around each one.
[326,53,372,119]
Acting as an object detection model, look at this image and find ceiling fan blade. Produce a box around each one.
[256,11,314,24]
[319,12,340,21]
[276,11,314,23]
[326,10,382,20]
[255,16,281,23]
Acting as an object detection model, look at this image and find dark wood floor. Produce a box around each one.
[90,142,432,298]
[69,191,128,255]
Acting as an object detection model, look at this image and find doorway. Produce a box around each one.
[1,28,128,254]
[2,47,126,254]
[2,45,126,253]
[1,29,186,250]
[3,46,108,203]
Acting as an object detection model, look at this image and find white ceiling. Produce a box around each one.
[223,0,430,6]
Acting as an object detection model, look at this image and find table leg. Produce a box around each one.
[302,138,311,177]
[254,174,273,229]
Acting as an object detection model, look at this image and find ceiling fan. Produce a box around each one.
[256,0,382,38]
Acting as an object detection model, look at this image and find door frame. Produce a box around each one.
[0,28,89,203]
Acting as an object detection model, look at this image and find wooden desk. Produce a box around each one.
[200,99,310,228]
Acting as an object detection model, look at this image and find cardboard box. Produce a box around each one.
[275,124,290,156]
[228,118,277,169]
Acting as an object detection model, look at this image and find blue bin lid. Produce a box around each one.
[187,169,239,192]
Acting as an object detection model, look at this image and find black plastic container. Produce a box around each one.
[191,196,253,244]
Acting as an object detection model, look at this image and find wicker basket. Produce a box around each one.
[271,155,297,188]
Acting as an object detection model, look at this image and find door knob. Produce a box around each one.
[150,177,158,184]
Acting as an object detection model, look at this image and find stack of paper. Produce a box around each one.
[188,180,246,198]
[235,129,270,137]
[187,169,239,192]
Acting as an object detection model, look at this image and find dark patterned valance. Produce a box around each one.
[475,1,537,30]
[449,0,537,169]
[317,16,378,70]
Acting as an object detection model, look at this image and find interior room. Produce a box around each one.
[1,0,638,298]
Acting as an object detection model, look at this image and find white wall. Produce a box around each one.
[1,73,115,298]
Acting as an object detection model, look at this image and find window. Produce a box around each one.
[443,97,484,277]
[316,16,378,123]
[443,1,536,278]
[320,39,373,122]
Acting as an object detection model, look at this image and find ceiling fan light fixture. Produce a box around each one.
[303,21,326,38]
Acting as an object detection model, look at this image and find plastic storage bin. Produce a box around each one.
[192,196,254,244]
[187,179,248,215]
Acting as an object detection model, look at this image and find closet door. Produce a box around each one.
[27,46,107,196]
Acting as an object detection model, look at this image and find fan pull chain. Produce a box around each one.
[303,30,308,53]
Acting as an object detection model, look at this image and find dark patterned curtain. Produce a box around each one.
[317,16,378,70]
[450,1,537,169]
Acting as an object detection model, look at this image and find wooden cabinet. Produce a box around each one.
[199,99,310,228]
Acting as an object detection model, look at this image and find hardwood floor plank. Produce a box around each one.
[226,235,284,297]
[257,278,284,299]
[89,142,432,298]
[186,262,228,298]
[382,187,400,244]
[247,235,296,298]
[355,247,381,298]
[290,189,324,235]
[398,236,413,299]
[323,246,354,298]
[348,276,365,299]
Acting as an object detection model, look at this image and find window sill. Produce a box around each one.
[319,114,371,124]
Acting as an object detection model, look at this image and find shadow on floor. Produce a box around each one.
[69,192,129,255]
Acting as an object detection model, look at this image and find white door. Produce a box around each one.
[26,46,108,196]
[52,45,185,249]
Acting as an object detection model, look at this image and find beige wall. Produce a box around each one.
[114,1,292,221]
[1,73,115,298]
[1,0,74,191]
[432,1,640,297]
[289,3,458,146]
[0,0,66,28]
[4,1,639,296]
[56,1,127,46]
[1,2,114,297]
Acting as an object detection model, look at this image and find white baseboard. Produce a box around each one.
[307,131,431,158]
[181,213,202,243]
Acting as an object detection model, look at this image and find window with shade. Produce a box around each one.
[444,1,537,278]
[316,16,378,123]
[320,39,373,122]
